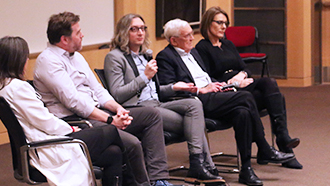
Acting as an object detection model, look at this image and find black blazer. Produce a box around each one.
[156,44,213,100]
[156,44,247,115]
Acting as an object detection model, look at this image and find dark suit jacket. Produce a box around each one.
[156,44,213,100]
[156,44,242,114]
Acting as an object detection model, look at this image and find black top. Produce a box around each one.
[195,39,251,82]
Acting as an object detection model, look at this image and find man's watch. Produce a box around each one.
[107,116,113,124]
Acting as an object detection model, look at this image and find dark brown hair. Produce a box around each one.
[47,12,80,44]
[200,6,230,39]
[0,36,29,89]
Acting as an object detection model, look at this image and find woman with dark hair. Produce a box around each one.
[195,6,302,169]
[0,36,125,186]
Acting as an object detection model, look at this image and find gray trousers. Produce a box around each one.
[90,107,168,186]
[138,97,214,167]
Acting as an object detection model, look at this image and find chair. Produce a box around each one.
[225,26,270,77]
[224,27,276,147]
[94,68,241,174]
[0,96,99,185]
[204,118,240,173]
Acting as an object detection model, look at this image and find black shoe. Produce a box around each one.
[204,167,226,186]
[185,154,226,184]
[286,138,300,149]
[257,147,295,165]
[203,152,220,177]
[239,167,263,186]
[282,158,303,169]
[208,167,219,176]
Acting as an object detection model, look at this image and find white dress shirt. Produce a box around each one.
[34,45,113,118]
[174,47,212,88]
[131,51,159,103]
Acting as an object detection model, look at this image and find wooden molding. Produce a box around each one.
[29,42,110,59]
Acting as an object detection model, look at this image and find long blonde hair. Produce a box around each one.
[110,13,150,54]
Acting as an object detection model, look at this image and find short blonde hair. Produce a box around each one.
[163,18,189,43]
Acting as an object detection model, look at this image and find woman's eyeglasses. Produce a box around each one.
[212,20,229,27]
[129,26,148,32]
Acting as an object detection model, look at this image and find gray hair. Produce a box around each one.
[163,18,189,43]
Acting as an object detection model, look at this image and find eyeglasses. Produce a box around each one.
[212,20,229,27]
[129,26,147,32]
[175,31,194,40]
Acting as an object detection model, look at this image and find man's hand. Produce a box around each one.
[172,82,198,93]
[116,107,130,118]
[199,82,225,94]
[112,114,133,130]
[111,107,133,130]
[144,59,158,80]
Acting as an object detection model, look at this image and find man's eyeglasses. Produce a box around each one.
[129,26,148,32]
[212,20,229,27]
[175,31,194,40]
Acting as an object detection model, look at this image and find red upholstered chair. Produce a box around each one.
[225,26,270,77]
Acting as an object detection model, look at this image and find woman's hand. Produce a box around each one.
[239,78,254,88]
[228,71,246,85]
[144,59,158,80]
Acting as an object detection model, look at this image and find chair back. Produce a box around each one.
[0,97,46,182]
[225,26,256,48]
[225,26,269,77]
[0,97,27,177]
[94,69,109,90]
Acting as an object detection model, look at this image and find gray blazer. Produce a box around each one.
[104,48,175,106]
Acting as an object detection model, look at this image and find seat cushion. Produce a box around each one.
[205,118,232,132]
[164,131,185,145]
[240,53,267,59]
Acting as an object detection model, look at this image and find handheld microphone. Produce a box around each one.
[220,81,240,90]
[145,49,153,60]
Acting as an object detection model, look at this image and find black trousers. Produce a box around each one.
[199,90,267,169]
[242,77,279,111]
[88,107,168,186]
[69,124,123,186]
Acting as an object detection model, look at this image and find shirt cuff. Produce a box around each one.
[140,73,150,84]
